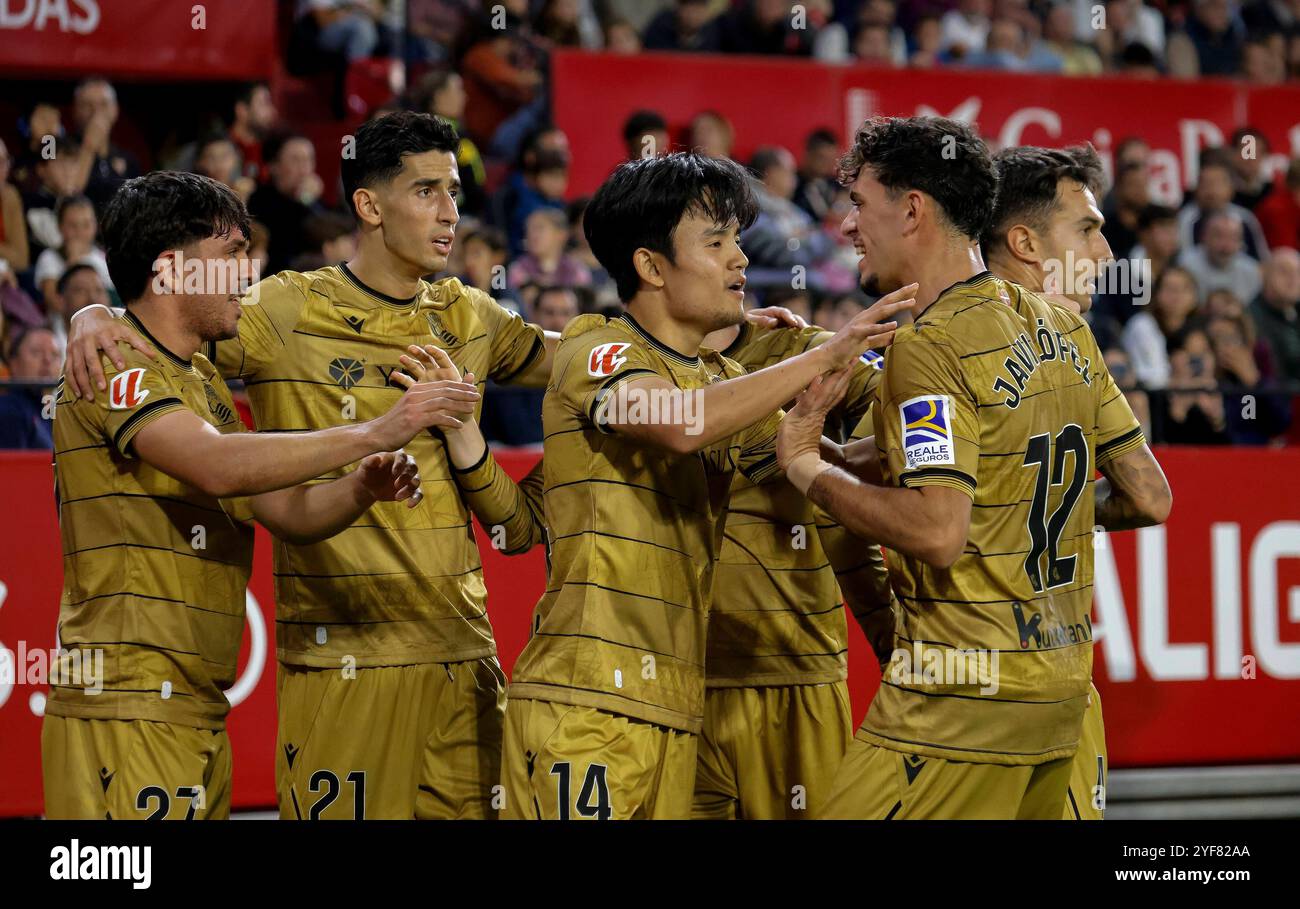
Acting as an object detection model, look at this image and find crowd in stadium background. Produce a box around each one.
[1,0,1299,450]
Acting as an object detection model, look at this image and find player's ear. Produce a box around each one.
[1007,224,1040,267]
[150,249,182,296]
[902,189,925,237]
[352,187,382,228]
[633,247,665,291]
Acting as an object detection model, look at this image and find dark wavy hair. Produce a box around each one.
[101,171,250,304]
[340,111,460,216]
[584,152,758,303]
[838,116,997,241]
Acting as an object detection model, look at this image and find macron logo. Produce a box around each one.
[50,839,152,890]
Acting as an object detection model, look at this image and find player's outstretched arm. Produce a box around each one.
[131,376,479,498]
[609,287,914,455]
[249,452,422,544]
[394,345,547,554]
[1095,444,1172,531]
[778,369,972,569]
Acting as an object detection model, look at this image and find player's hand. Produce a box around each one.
[746,305,807,330]
[64,307,157,402]
[391,345,480,437]
[372,366,480,450]
[777,367,852,472]
[355,451,423,509]
[819,283,916,370]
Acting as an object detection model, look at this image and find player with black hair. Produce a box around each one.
[776,117,1172,819]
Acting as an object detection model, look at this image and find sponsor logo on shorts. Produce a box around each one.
[900,394,954,468]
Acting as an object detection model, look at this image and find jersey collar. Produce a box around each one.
[122,309,194,371]
[617,312,700,367]
[338,262,419,309]
[915,270,996,320]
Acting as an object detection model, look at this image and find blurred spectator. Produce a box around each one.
[535,0,603,48]
[11,101,66,194]
[21,136,90,259]
[643,0,723,52]
[909,14,945,67]
[1164,329,1230,444]
[505,147,569,258]
[718,0,814,55]
[965,17,1062,71]
[295,0,381,62]
[33,196,113,318]
[1205,286,1279,379]
[1042,4,1103,74]
[1102,161,1150,259]
[857,0,910,65]
[0,325,62,449]
[1207,309,1292,442]
[1167,0,1247,77]
[1178,211,1263,304]
[812,292,866,331]
[1228,128,1273,210]
[248,221,271,282]
[1097,0,1166,62]
[762,286,814,324]
[460,226,511,296]
[854,23,899,64]
[531,284,582,331]
[55,262,111,323]
[1115,40,1161,76]
[1241,35,1288,84]
[508,208,591,289]
[193,134,255,203]
[1122,264,1200,388]
[0,139,30,273]
[689,110,735,160]
[419,70,488,217]
[248,134,328,274]
[1104,346,1153,439]
[605,18,644,53]
[459,11,545,146]
[1256,158,1300,251]
[794,128,840,222]
[72,77,141,212]
[1177,149,1269,260]
[623,110,670,160]
[1251,247,1300,386]
[567,197,618,308]
[940,0,992,58]
[744,145,835,274]
[228,82,278,183]
[290,212,358,273]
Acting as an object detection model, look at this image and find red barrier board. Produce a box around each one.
[1,446,1297,816]
[0,0,276,80]
[551,51,1300,205]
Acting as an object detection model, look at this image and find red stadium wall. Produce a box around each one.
[552,50,1300,202]
[1,446,1298,816]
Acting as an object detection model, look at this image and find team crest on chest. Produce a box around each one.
[426,313,461,347]
[203,383,234,423]
[328,357,365,390]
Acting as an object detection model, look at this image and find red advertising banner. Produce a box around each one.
[552,50,1300,205]
[1,446,1297,816]
[0,0,276,80]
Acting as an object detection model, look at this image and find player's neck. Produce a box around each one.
[346,249,423,301]
[986,254,1043,295]
[125,299,200,362]
[911,243,987,316]
[625,298,706,357]
[701,323,741,352]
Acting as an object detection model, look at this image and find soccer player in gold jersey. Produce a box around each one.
[494,152,913,820]
[45,171,478,819]
[982,143,1148,819]
[776,117,1172,819]
[63,113,557,819]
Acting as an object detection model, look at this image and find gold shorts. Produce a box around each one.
[42,715,231,820]
[693,681,852,820]
[1063,683,1107,820]
[276,658,506,820]
[822,734,1073,820]
[500,699,697,820]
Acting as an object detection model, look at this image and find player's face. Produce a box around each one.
[657,210,749,333]
[841,168,907,296]
[179,228,250,343]
[374,150,460,278]
[1040,180,1113,313]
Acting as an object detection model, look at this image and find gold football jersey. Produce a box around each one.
[861,272,1143,764]
[705,322,885,686]
[210,265,543,668]
[50,311,254,730]
[508,313,782,733]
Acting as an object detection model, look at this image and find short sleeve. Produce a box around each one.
[1083,327,1145,466]
[476,289,545,384]
[735,408,783,485]
[93,354,188,457]
[208,275,301,380]
[555,332,665,433]
[876,329,979,498]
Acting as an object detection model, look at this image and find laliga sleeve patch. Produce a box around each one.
[900,394,954,469]
[108,368,151,410]
[860,349,885,370]
[587,342,630,378]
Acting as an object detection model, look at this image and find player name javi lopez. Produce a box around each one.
[992,318,1092,409]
